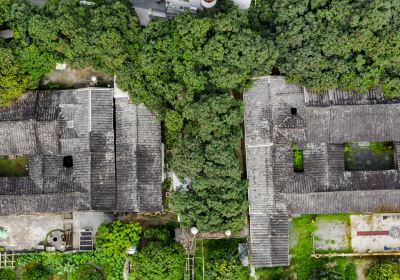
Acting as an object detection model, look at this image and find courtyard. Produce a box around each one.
[351,214,400,253]
[0,212,113,252]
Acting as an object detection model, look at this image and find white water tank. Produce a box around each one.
[201,0,217,9]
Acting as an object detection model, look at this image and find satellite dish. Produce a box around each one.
[190,227,199,235]
[91,76,97,82]
[225,230,232,237]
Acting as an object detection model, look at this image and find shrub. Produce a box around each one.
[365,263,400,280]
[22,262,51,280]
[343,144,352,154]
[310,267,343,280]
[0,268,16,280]
[344,262,357,280]
[96,220,141,257]
[76,264,105,280]
[144,226,171,242]
[130,241,186,280]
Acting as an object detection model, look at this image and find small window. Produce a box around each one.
[291,107,297,115]
[292,144,304,172]
[63,156,73,168]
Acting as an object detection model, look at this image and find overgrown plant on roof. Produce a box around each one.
[292,144,304,172]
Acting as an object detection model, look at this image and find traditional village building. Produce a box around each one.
[244,76,400,267]
[0,88,163,215]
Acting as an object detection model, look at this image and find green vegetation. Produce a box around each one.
[29,0,140,74]
[117,2,276,232]
[96,220,141,257]
[365,263,400,280]
[0,268,16,280]
[18,251,121,280]
[3,0,400,234]
[344,141,395,171]
[251,0,400,97]
[256,214,356,280]
[22,262,52,280]
[143,226,171,242]
[310,267,343,280]
[129,225,186,280]
[0,155,29,177]
[16,220,141,279]
[194,238,250,280]
[369,141,394,155]
[292,144,304,172]
[316,213,351,224]
[0,0,138,106]
[1,0,271,233]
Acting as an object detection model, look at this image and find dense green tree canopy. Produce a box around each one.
[117,5,276,113]
[0,46,32,106]
[0,0,139,105]
[29,0,140,74]
[118,3,276,231]
[251,0,400,96]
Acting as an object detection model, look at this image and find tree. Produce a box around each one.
[96,221,141,257]
[0,0,12,25]
[143,226,171,242]
[0,1,54,105]
[251,0,400,96]
[130,241,186,280]
[365,263,400,280]
[28,0,140,74]
[0,47,31,106]
[117,4,277,232]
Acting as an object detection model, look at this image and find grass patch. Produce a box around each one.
[313,213,353,254]
[0,155,29,177]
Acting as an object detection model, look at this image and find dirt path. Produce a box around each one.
[355,257,375,280]
[41,67,113,89]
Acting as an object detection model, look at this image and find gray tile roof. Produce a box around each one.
[244,76,400,267]
[0,88,163,215]
[115,97,163,212]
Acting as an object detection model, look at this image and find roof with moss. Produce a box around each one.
[244,76,400,267]
[0,88,163,215]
